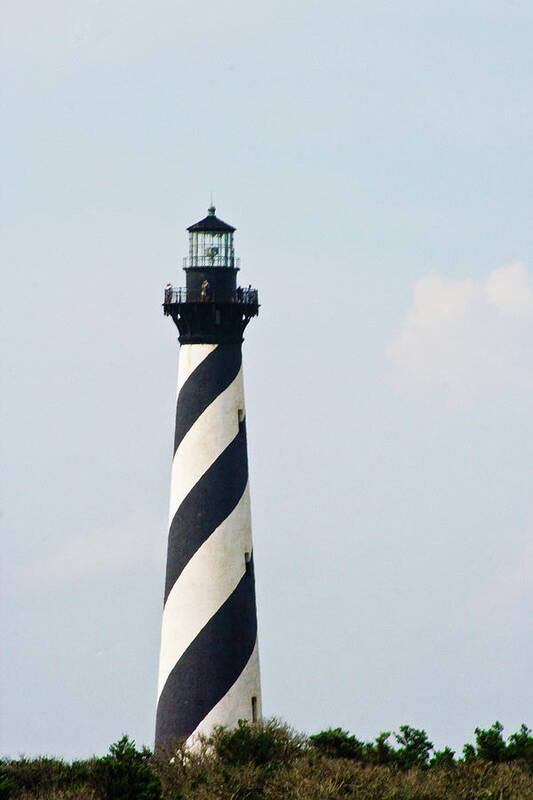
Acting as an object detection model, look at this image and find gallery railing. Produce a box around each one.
[163,286,258,305]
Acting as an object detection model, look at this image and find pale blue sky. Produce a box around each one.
[1,0,532,759]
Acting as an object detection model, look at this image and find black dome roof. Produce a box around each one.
[187,206,236,233]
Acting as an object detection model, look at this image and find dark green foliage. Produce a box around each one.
[0,764,13,800]
[309,727,364,760]
[364,732,396,765]
[474,721,508,763]
[309,726,436,768]
[95,735,162,800]
[462,721,533,768]
[394,725,434,769]
[463,742,477,763]
[2,719,533,799]
[211,718,304,768]
[430,747,456,768]
[154,720,305,800]
[309,728,399,766]
[0,756,91,798]
[0,738,161,799]
[507,724,533,767]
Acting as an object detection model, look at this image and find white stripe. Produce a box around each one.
[167,365,244,527]
[176,343,217,396]
[157,484,252,699]
[191,640,262,743]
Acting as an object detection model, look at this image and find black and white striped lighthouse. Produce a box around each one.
[155,206,261,748]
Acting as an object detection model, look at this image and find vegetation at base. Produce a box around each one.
[2,719,533,799]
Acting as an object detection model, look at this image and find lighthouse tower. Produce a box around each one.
[155,206,261,748]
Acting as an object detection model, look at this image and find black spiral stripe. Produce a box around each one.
[156,339,260,750]
[155,556,257,744]
[164,420,249,603]
[173,345,242,454]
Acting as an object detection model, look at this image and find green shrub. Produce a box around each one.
[0,757,74,797]
[364,731,396,765]
[93,735,161,800]
[462,742,477,763]
[507,724,533,768]
[430,747,456,768]
[210,718,304,769]
[3,719,533,799]
[0,764,13,800]
[474,721,508,763]
[309,728,364,760]
[394,725,434,769]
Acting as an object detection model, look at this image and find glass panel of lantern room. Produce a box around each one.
[225,233,233,266]
[209,234,218,266]
[198,233,209,267]
[189,233,198,266]
[225,233,233,267]
[188,231,234,267]
[196,233,203,264]
[205,233,218,265]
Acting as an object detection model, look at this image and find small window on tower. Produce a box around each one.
[251,695,258,723]
[238,408,244,423]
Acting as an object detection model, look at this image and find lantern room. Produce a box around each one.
[163,205,258,344]
[187,205,236,268]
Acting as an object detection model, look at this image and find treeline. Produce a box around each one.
[2,718,533,799]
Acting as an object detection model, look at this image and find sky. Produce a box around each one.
[1,0,532,760]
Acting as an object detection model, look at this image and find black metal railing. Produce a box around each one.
[163,286,258,305]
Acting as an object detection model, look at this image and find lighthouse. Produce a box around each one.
[155,206,262,748]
